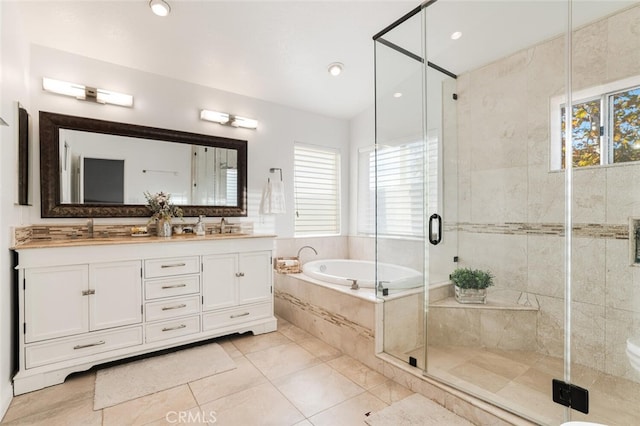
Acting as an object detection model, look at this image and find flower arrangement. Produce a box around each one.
[144,191,183,224]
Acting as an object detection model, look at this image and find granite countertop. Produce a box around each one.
[13,232,275,250]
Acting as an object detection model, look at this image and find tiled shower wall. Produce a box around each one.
[455,4,640,381]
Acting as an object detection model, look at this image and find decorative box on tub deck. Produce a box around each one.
[273,257,301,274]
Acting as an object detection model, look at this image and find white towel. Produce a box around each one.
[259,179,286,214]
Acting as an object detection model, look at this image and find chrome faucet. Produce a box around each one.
[220,217,227,234]
[296,245,318,258]
[87,218,94,238]
[348,279,359,290]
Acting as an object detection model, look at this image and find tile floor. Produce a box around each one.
[1,318,468,426]
[400,345,640,426]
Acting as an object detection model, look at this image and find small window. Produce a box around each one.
[293,144,340,236]
[611,87,640,164]
[551,77,640,170]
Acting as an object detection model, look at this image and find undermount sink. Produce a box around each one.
[627,337,640,374]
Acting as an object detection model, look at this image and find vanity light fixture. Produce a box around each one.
[42,77,134,107]
[327,62,344,77]
[200,109,258,130]
[149,0,171,17]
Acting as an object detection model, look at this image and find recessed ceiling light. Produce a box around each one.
[328,62,344,77]
[393,92,403,98]
[450,31,462,40]
[150,0,171,17]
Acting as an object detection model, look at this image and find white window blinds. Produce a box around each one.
[294,144,340,236]
[358,141,425,237]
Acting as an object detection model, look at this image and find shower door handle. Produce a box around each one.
[429,213,442,245]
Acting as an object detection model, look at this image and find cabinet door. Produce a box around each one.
[89,261,142,331]
[202,254,238,311]
[24,265,89,343]
[238,251,272,305]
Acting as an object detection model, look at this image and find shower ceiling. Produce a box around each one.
[12,0,637,120]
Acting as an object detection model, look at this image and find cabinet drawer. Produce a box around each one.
[145,316,200,343]
[202,303,271,331]
[145,275,200,300]
[25,327,143,369]
[145,296,200,322]
[144,256,200,279]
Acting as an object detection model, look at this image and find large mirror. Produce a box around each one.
[40,111,247,218]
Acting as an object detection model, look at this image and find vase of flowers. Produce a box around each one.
[144,191,183,237]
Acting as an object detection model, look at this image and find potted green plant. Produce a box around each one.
[450,267,494,304]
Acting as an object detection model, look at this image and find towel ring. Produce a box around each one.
[269,167,283,181]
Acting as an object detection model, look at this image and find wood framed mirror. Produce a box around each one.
[39,111,247,218]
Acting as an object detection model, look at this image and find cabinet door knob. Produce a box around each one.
[230,312,250,318]
[81,289,96,296]
[235,272,245,277]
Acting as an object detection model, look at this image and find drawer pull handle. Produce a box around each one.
[162,304,187,311]
[161,263,187,268]
[73,340,105,350]
[81,289,95,296]
[161,283,187,289]
[235,272,245,277]
[230,312,250,319]
[162,324,187,332]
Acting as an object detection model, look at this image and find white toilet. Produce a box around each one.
[627,337,640,374]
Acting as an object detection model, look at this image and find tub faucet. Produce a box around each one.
[296,245,318,258]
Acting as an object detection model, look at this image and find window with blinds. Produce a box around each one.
[294,144,341,236]
[358,141,425,237]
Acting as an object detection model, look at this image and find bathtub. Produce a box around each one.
[301,259,423,291]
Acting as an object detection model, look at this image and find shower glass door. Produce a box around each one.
[373,8,428,368]
[567,2,640,424]
[421,1,569,424]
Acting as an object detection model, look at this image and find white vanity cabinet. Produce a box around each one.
[202,250,272,332]
[24,260,142,343]
[13,236,276,395]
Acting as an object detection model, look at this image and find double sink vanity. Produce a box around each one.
[12,111,276,395]
[13,232,277,395]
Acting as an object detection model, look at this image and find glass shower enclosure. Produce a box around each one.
[373,1,640,424]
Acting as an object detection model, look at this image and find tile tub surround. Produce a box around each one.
[274,273,536,426]
[274,273,380,368]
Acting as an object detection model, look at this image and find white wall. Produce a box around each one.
[0,31,350,417]
[0,2,31,419]
[29,45,351,237]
